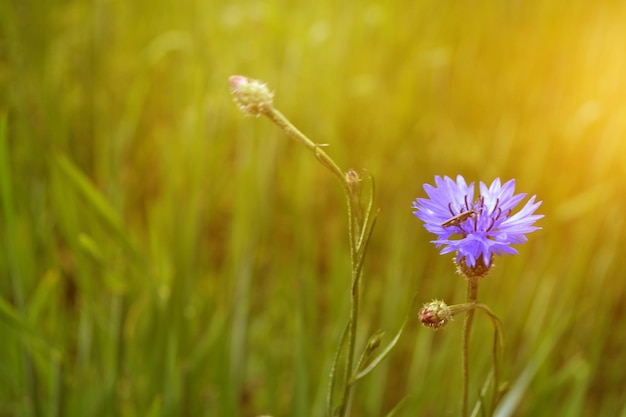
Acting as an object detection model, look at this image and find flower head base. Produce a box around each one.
[419,300,453,329]
[413,175,543,277]
[229,75,274,117]
[457,254,493,280]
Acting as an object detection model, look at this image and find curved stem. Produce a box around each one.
[262,105,369,417]
[462,278,479,417]
[264,107,350,193]
[473,303,505,412]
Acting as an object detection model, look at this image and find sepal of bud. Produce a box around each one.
[419,299,452,330]
[229,75,274,117]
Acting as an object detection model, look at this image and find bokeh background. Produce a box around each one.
[2,0,626,416]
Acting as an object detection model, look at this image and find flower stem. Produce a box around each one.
[473,303,505,413]
[462,278,479,417]
[263,107,350,193]
[231,76,383,416]
[339,262,360,416]
[261,103,369,417]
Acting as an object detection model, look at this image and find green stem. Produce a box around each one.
[338,193,376,416]
[262,105,365,417]
[340,266,359,416]
[338,194,358,416]
[473,303,505,412]
[264,107,350,193]
[462,278,479,417]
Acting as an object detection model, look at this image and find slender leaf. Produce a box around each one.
[326,320,351,417]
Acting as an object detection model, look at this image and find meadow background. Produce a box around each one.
[2,0,626,416]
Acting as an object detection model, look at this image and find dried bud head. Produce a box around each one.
[229,75,274,117]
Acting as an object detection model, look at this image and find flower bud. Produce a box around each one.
[364,329,384,356]
[346,169,361,185]
[345,169,362,193]
[229,75,274,117]
[419,300,452,329]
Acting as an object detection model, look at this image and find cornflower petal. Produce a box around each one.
[413,175,543,272]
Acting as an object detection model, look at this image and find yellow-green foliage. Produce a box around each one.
[2,0,626,416]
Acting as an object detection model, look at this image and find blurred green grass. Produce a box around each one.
[2,0,626,416]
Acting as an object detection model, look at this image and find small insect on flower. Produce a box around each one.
[412,175,544,271]
[441,209,477,228]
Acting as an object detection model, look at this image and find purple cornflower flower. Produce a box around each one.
[413,175,543,276]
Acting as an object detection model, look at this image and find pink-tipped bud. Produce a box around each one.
[229,75,274,117]
[346,169,362,192]
[419,300,452,330]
